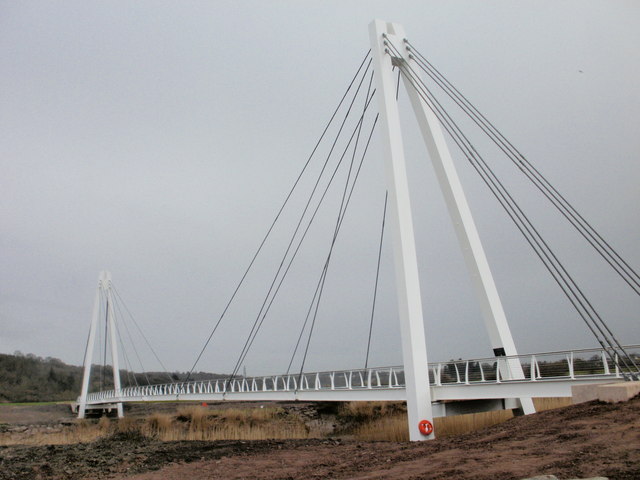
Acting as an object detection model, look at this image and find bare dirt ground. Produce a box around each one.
[1,397,639,480]
[0,403,73,425]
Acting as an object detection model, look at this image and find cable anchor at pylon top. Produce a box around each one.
[382,34,406,66]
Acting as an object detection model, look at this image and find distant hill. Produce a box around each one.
[0,352,226,403]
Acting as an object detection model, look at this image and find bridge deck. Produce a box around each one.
[82,345,638,406]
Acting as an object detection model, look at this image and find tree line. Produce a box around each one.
[0,352,225,403]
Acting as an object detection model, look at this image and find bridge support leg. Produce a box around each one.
[78,273,103,419]
[370,20,434,441]
[395,25,535,415]
[106,278,124,418]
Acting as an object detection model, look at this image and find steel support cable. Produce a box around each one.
[286,114,380,375]
[285,268,325,375]
[395,57,637,372]
[228,90,378,383]
[392,47,640,374]
[96,290,104,391]
[110,293,151,385]
[296,255,331,384]
[388,43,612,330]
[294,148,372,384]
[294,202,351,383]
[409,51,640,298]
[111,313,139,388]
[336,70,375,243]
[188,55,373,382]
[407,47,640,295]
[120,344,138,388]
[112,286,173,383]
[80,305,93,373]
[405,41,640,296]
[365,191,388,369]
[393,52,639,375]
[225,76,375,384]
[107,306,134,387]
[295,73,377,379]
[98,290,107,390]
[102,292,109,390]
[386,40,632,364]
[222,66,375,382]
[80,280,101,373]
[111,294,147,383]
[186,53,372,380]
[294,80,376,384]
[287,116,380,376]
[114,304,149,386]
[229,111,375,387]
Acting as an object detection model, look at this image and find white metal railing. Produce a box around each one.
[429,344,639,386]
[85,365,407,403]
[83,344,639,404]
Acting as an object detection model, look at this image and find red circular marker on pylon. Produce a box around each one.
[418,419,433,436]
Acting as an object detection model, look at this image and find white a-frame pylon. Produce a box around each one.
[370,20,535,441]
[77,271,123,418]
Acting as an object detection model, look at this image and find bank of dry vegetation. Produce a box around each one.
[0,398,571,446]
[1,397,638,480]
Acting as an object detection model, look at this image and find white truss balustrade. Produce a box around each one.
[82,345,638,405]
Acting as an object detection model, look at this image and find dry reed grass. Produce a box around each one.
[98,416,111,431]
[176,405,283,423]
[533,397,571,411]
[161,405,304,441]
[116,416,138,433]
[341,401,397,419]
[351,398,569,441]
[217,406,284,421]
[0,419,106,446]
[0,405,308,445]
[352,409,515,441]
[435,409,514,437]
[0,398,572,445]
[158,422,309,441]
[353,415,409,441]
[144,413,173,437]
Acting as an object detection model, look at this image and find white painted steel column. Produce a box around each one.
[396,34,535,415]
[369,19,434,441]
[77,272,104,418]
[105,273,124,418]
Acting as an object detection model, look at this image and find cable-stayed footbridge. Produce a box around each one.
[76,21,640,441]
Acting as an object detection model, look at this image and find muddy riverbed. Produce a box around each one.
[1,397,639,480]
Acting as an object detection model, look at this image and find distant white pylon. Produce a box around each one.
[77,271,123,418]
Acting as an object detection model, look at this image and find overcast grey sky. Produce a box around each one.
[1,1,638,377]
